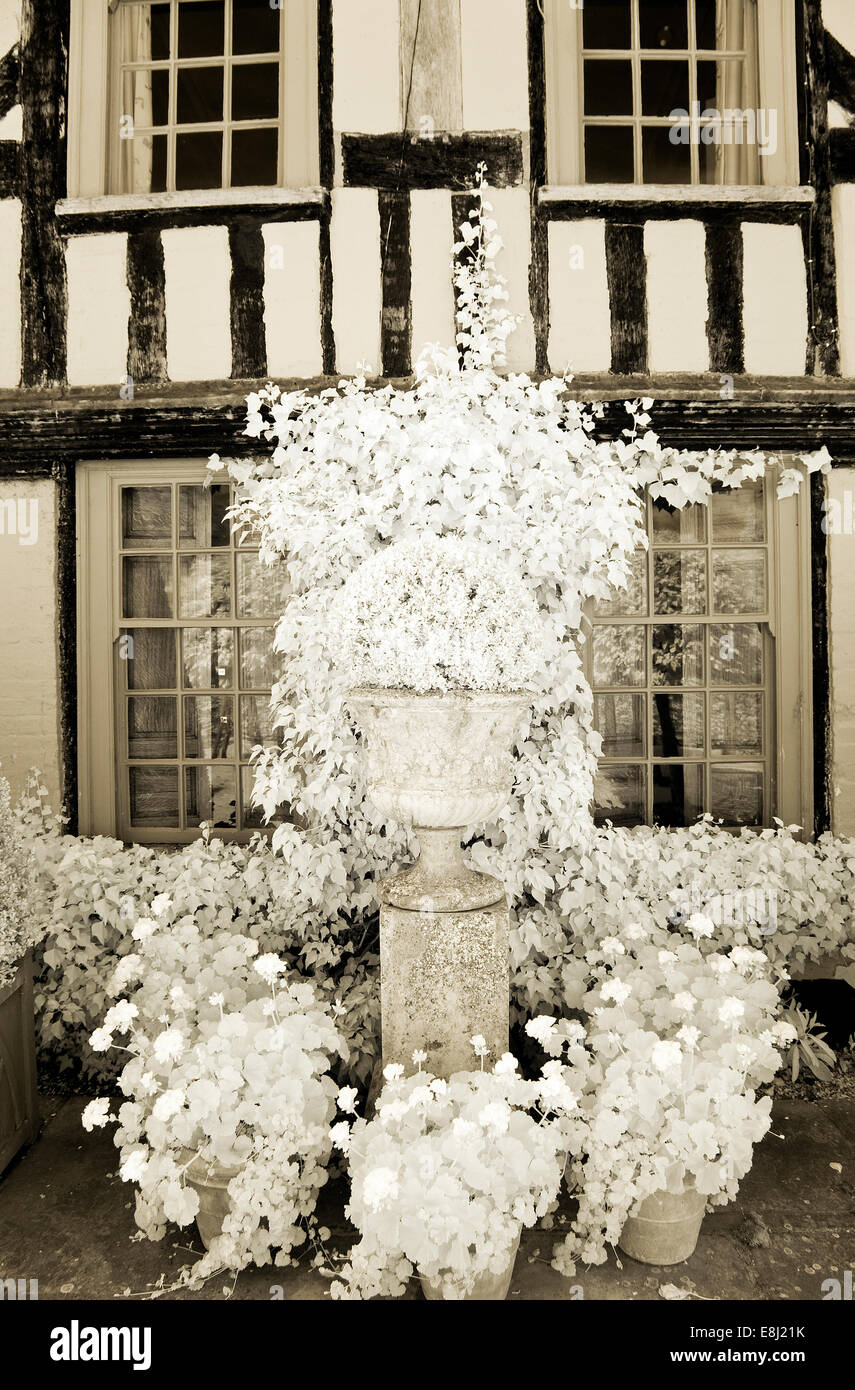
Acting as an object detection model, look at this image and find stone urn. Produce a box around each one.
[420,1230,522,1301]
[618,1185,706,1266]
[182,1153,243,1250]
[348,688,530,1078]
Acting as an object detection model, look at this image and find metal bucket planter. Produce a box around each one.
[183,1155,243,1250]
[0,953,39,1176]
[618,1186,706,1266]
[420,1232,521,1301]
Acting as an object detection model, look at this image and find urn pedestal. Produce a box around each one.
[348,690,528,1080]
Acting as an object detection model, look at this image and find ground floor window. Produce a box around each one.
[77,460,289,842]
[589,471,813,830]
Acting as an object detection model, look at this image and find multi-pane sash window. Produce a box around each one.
[544,0,799,186]
[590,479,778,828]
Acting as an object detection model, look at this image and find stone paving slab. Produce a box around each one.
[0,1094,852,1302]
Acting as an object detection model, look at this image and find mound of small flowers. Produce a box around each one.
[329,1040,588,1300]
[332,533,544,694]
[527,917,796,1276]
[82,897,348,1280]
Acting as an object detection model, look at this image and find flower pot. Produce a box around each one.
[183,1156,243,1251]
[420,1232,522,1302]
[618,1186,706,1266]
[0,953,39,1177]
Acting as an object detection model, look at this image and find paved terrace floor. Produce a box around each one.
[0,1094,852,1301]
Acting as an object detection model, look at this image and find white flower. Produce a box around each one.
[254,953,286,985]
[330,1122,352,1151]
[709,955,735,974]
[658,949,678,965]
[718,997,745,1024]
[676,1025,700,1049]
[89,1027,113,1053]
[470,1034,488,1058]
[623,923,647,940]
[601,979,632,1006]
[382,1063,405,1083]
[81,1098,113,1131]
[479,1101,511,1134]
[673,992,696,1014]
[651,1041,683,1072]
[119,1149,148,1183]
[362,1167,400,1212]
[337,1087,359,1115]
[429,1078,448,1096]
[773,1021,798,1044]
[209,993,225,1008]
[152,1028,185,1064]
[687,912,716,940]
[493,1052,519,1076]
[151,1089,185,1122]
[411,1049,428,1067]
[150,894,173,918]
[600,937,626,957]
[525,1017,557,1044]
[131,917,158,943]
[112,954,143,988]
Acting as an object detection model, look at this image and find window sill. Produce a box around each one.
[56,186,327,233]
[539,183,815,207]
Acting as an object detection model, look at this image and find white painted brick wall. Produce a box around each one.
[0,480,61,812]
[828,468,855,836]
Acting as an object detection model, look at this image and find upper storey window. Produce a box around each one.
[544,0,800,186]
[67,0,318,198]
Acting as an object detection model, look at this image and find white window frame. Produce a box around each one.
[544,0,800,189]
[67,0,319,200]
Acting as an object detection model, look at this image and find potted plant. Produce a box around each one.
[530,920,796,1274]
[83,897,348,1279]
[335,533,540,1074]
[329,1037,585,1301]
[0,772,43,1174]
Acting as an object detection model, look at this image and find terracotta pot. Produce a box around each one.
[419,1232,521,1301]
[618,1186,706,1266]
[182,1155,243,1251]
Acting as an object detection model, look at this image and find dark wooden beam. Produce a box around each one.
[55,197,325,237]
[0,43,20,119]
[126,228,168,386]
[825,30,855,116]
[52,457,78,833]
[341,132,524,190]
[830,127,855,181]
[317,0,335,374]
[0,139,19,198]
[527,0,549,375]
[229,217,267,381]
[705,222,744,375]
[541,196,813,225]
[379,190,412,377]
[804,0,841,375]
[605,223,648,375]
[810,468,832,835]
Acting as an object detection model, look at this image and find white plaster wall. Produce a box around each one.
[0,0,20,55]
[827,467,855,837]
[645,220,709,374]
[330,188,383,374]
[65,233,130,388]
[741,222,808,375]
[547,219,611,374]
[488,185,535,372]
[822,0,855,54]
[410,190,456,361]
[161,225,231,381]
[332,0,400,134]
[0,479,61,812]
[262,221,323,378]
[461,0,529,131]
[0,199,20,387]
[832,185,855,377]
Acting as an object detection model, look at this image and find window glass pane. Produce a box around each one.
[709,623,764,685]
[653,551,707,614]
[233,0,281,54]
[594,764,646,827]
[652,692,705,758]
[652,624,704,685]
[179,555,231,617]
[711,692,763,757]
[594,551,647,617]
[710,765,764,826]
[239,694,283,756]
[651,499,706,544]
[182,628,234,688]
[176,65,224,123]
[123,557,174,619]
[121,132,168,194]
[712,549,766,614]
[592,625,646,687]
[130,767,179,827]
[653,763,703,827]
[584,60,633,116]
[711,480,765,541]
[184,695,235,758]
[179,485,231,548]
[695,0,717,49]
[595,693,645,758]
[583,0,631,48]
[128,695,178,758]
[230,128,278,186]
[232,63,279,120]
[176,130,223,189]
[642,126,691,182]
[125,629,177,690]
[122,486,171,549]
[584,126,635,182]
[236,554,288,618]
[177,0,225,58]
[121,68,169,129]
[185,765,237,828]
[240,627,278,689]
[640,60,689,117]
[640,2,689,50]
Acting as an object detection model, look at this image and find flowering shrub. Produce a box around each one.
[332,534,543,693]
[83,898,348,1280]
[0,771,46,989]
[329,1040,586,1300]
[526,918,795,1276]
